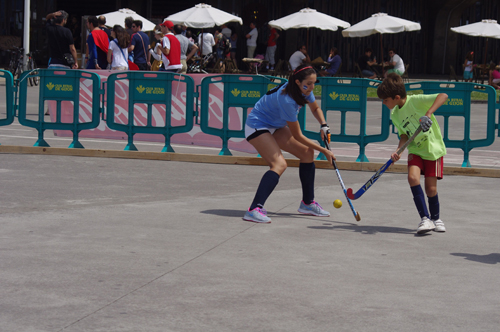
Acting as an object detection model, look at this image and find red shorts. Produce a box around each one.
[408,154,444,179]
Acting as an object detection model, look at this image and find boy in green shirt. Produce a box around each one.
[377,74,448,234]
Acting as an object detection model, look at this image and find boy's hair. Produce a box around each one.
[377,73,407,99]
[364,47,373,54]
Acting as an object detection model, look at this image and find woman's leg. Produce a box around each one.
[273,127,329,216]
[243,132,286,222]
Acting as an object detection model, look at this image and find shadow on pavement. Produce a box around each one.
[451,253,500,264]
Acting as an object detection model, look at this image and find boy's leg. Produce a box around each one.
[408,163,434,234]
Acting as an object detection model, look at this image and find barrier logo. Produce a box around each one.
[135,85,165,95]
[330,91,360,101]
[444,98,463,106]
[46,82,73,91]
[329,92,339,100]
[231,88,240,97]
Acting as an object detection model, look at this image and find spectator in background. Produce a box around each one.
[68,15,81,50]
[108,25,130,70]
[186,30,195,43]
[98,16,112,40]
[357,47,377,79]
[488,61,500,89]
[174,24,198,73]
[221,24,232,39]
[246,22,258,58]
[149,29,164,71]
[463,51,475,82]
[124,16,134,36]
[319,47,341,77]
[265,23,279,71]
[289,45,310,70]
[45,10,78,69]
[85,16,109,70]
[384,48,405,77]
[129,20,150,70]
[159,20,182,72]
[197,30,215,56]
[230,32,238,66]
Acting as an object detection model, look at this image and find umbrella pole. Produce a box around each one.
[380,34,384,76]
[483,38,488,65]
[200,28,204,57]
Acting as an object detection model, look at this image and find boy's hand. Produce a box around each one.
[419,116,432,132]
[391,152,401,162]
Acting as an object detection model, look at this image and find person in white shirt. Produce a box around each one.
[107,25,130,70]
[246,22,258,58]
[198,32,215,56]
[289,45,310,70]
[384,48,405,77]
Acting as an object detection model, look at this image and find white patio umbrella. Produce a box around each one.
[98,8,156,31]
[342,13,421,67]
[268,7,350,51]
[451,19,500,64]
[165,3,243,55]
[165,3,243,28]
[268,8,350,31]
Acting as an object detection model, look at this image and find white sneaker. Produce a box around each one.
[243,207,271,223]
[298,201,330,217]
[417,217,435,234]
[432,219,446,232]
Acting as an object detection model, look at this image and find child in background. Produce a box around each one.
[377,73,448,234]
[463,51,475,82]
[488,61,500,89]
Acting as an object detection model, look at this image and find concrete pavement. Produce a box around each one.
[1,80,500,331]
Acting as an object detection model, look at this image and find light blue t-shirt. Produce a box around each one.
[246,83,315,129]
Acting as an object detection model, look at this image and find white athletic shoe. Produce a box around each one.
[432,219,446,232]
[298,201,330,217]
[417,217,435,234]
[243,207,271,223]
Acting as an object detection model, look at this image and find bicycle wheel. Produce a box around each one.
[15,60,23,81]
[28,57,39,86]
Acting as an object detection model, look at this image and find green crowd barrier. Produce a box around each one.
[17,69,101,148]
[0,70,15,138]
[5,72,499,168]
[106,72,195,152]
[405,81,497,167]
[301,77,390,161]
[199,74,286,155]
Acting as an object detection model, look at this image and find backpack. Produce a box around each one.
[218,35,231,54]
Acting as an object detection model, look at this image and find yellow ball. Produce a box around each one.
[333,199,342,209]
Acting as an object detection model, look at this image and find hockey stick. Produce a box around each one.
[323,137,361,222]
[346,126,423,200]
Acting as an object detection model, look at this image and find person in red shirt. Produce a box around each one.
[159,20,182,72]
[265,23,279,71]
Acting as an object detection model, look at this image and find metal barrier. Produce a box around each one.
[199,75,286,155]
[17,69,101,148]
[0,70,15,139]
[303,77,389,161]
[405,81,497,167]
[106,72,195,152]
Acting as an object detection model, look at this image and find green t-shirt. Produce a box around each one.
[390,94,447,161]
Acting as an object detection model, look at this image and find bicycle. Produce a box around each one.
[7,46,24,80]
[26,50,39,86]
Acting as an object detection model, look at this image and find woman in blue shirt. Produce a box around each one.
[243,64,336,223]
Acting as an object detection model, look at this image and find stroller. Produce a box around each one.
[187,52,217,74]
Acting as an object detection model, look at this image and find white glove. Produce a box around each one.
[419,116,432,132]
[321,123,331,143]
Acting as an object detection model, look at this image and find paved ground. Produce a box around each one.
[1,79,500,332]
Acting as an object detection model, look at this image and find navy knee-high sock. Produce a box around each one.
[411,185,429,219]
[299,162,315,205]
[249,170,280,210]
[428,194,440,220]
